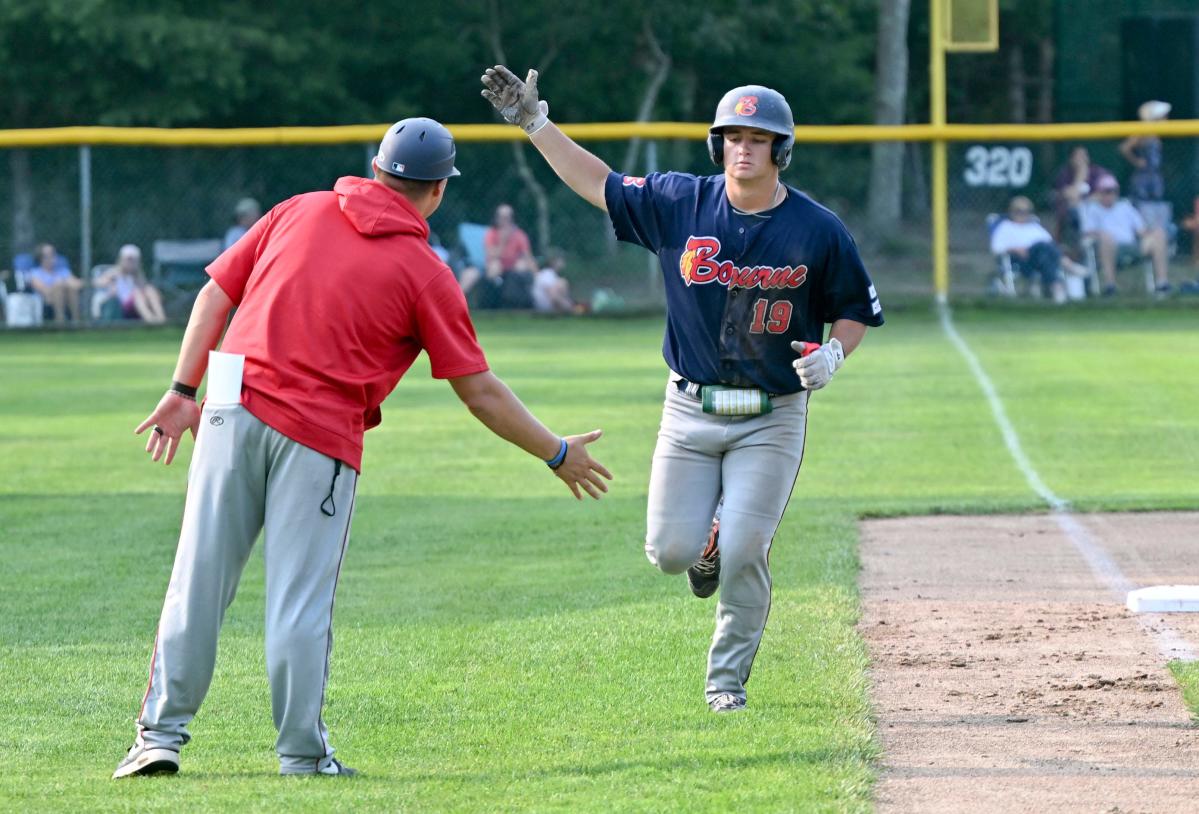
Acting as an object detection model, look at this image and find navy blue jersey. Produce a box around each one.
[605,171,883,395]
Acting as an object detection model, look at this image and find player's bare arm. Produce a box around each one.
[481,65,610,211]
[134,279,234,465]
[829,318,868,356]
[450,370,613,500]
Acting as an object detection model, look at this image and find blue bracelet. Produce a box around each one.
[545,437,568,469]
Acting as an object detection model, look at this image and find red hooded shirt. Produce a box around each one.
[207,176,489,471]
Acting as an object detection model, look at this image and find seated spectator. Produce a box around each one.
[457,262,483,298]
[1080,175,1171,296]
[95,244,167,324]
[1052,146,1112,262]
[428,230,483,298]
[428,231,451,265]
[223,197,262,250]
[474,203,537,309]
[990,196,1068,304]
[532,248,575,314]
[28,243,83,324]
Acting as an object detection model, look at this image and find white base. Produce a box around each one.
[1126,585,1199,613]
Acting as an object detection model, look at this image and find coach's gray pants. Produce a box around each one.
[137,404,357,774]
[645,382,808,704]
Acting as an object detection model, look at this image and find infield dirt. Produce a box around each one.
[860,512,1199,813]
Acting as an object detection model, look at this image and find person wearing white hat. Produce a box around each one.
[1120,100,1170,205]
[94,244,167,324]
[1080,174,1171,296]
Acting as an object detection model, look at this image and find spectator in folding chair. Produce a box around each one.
[989,196,1068,304]
[531,247,575,314]
[1081,175,1171,297]
[28,243,83,324]
[94,244,167,324]
[476,203,537,309]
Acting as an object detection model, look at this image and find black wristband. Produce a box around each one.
[170,381,198,398]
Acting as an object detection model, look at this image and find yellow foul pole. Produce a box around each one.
[930,0,949,301]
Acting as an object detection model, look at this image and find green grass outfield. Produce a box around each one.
[1,306,1197,813]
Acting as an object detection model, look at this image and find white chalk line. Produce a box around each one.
[938,302,1195,662]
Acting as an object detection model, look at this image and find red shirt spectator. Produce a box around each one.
[484,203,536,273]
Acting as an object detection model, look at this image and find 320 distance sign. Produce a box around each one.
[962,145,1033,187]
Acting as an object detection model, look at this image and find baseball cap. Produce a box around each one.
[1096,175,1119,192]
[1138,100,1171,122]
[118,244,141,261]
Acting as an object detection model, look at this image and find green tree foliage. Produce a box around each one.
[0,0,879,129]
[0,0,365,127]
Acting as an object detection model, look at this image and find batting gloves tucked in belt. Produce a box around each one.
[791,338,844,391]
[481,65,550,135]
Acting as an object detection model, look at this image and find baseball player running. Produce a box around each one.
[112,117,612,779]
[482,67,882,712]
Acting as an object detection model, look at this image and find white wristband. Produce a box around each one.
[524,114,549,136]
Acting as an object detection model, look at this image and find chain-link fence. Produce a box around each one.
[2,130,1198,328]
[946,136,1199,299]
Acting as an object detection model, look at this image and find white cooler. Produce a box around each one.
[4,291,44,327]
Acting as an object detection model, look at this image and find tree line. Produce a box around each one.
[0,0,1054,250]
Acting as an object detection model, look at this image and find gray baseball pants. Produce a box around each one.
[645,380,808,704]
[137,404,357,774]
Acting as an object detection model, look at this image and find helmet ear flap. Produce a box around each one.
[707,132,723,167]
[772,137,793,171]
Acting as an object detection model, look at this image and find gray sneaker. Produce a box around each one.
[112,737,180,779]
[709,693,746,713]
[686,521,720,598]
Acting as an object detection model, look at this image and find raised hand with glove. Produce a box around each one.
[791,338,844,391]
[481,65,549,135]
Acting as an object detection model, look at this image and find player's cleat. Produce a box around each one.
[687,521,720,598]
[111,737,180,779]
[709,693,747,713]
[281,758,359,777]
[318,758,358,776]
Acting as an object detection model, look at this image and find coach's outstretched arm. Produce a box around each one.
[134,280,234,464]
[481,66,610,211]
[450,371,612,500]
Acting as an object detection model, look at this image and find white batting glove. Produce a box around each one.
[791,338,844,391]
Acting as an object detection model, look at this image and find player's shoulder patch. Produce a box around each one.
[621,175,647,187]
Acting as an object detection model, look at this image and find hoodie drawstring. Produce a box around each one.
[320,460,342,517]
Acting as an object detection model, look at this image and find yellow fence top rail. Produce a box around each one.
[1,119,1199,147]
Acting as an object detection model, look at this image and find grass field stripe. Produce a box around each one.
[938,303,1196,663]
[936,304,1066,510]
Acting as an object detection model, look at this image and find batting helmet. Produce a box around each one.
[375,117,461,181]
[707,85,795,171]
